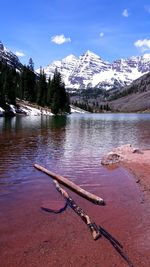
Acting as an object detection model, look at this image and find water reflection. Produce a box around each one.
[0,113,150,188]
[0,116,68,185]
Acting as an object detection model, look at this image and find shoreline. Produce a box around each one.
[121,152,150,202]
[101,144,150,201]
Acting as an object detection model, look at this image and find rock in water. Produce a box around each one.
[101,144,142,165]
[101,152,122,165]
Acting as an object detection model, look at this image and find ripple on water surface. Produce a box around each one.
[0,113,150,190]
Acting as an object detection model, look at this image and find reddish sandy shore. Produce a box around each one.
[0,148,150,267]
[121,150,150,200]
[103,145,150,200]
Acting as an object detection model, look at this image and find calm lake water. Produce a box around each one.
[0,113,150,192]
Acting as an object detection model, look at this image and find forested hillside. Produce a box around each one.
[0,59,70,114]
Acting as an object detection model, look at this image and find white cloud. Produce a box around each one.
[51,34,71,45]
[134,39,150,52]
[15,51,25,57]
[122,9,129,17]
[144,6,150,13]
[100,32,104,37]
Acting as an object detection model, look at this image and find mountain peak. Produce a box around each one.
[142,53,150,61]
[0,41,22,70]
[62,54,78,62]
[83,50,100,58]
[0,41,4,50]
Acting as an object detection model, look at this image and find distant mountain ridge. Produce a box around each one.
[1,41,150,92]
[38,50,150,90]
[0,41,22,70]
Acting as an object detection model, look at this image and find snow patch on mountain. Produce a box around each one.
[0,41,22,70]
[0,107,4,116]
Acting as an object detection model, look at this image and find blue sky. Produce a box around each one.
[1,0,150,68]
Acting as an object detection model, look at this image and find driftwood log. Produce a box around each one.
[34,164,105,205]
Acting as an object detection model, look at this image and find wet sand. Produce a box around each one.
[0,159,150,267]
[121,150,150,200]
[102,145,150,200]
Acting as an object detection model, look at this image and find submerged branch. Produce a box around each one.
[52,179,101,240]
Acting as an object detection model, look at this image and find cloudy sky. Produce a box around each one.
[1,0,150,68]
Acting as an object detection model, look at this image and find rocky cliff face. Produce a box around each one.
[0,41,22,70]
[39,50,150,90]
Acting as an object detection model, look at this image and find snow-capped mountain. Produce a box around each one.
[0,41,22,70]
[38,50,150,90]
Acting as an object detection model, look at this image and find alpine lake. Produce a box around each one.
[0,113,150,267]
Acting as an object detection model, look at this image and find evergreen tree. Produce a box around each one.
[20,65,26,99]
[28,58,34,71]
[20,61,36,102]
[26,66,36,102]
[49,69,70,114]
[47,77,52,107]
[36,68,47,106]
[7,68,17,104]
[0,62,6,105]
[1,64,16,104]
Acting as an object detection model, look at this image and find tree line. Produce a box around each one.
[0,58,70,114]
[72,100,111,113]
